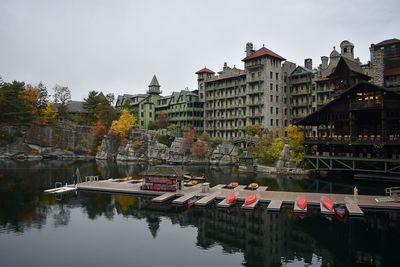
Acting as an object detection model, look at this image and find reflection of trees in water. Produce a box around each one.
[95,160,147,179]
[53,203,70,227]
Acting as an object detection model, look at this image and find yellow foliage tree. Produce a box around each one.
[40,102,58,125]
[286,124,305,165]
[110,109,137,139]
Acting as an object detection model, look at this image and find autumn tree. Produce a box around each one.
[245,124,263,136]
[110,109,138,139]
[168,123,177,134]
[40,102,58,125]
[156,112,168,129]
[286,124,305,165]
[53,84,71,117]
[180,127,197,155]
[192,139,208,159]
[92,120,106,144]
[20,84,40,116]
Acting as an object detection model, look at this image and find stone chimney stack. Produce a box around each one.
[321,56,329,69]
[304,58,312,70]
[246,42,254,56]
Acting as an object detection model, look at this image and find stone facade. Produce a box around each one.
[198,42,292,140]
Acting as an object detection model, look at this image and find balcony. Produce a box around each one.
[247,77,264,83]
[247,87,264,95]
[290,89,311,96]
[245,63,264,70]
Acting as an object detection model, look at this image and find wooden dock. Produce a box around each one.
[75,180,400,216]
[267,200,283,211]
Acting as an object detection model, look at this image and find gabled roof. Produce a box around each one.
[195,67,215,74]
[296,82,398,126]
[140,165,188,178]
[149,75,160,87]
[242,47,285,62]
[375,38,400,48]
[327,57,370,79]
[290,66,313,77]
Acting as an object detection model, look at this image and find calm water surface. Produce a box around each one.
[0,160,399,267]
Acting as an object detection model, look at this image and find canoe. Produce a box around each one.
[184,175,205,181]
[226,182,238,189]
[244,194,257,205]
[226,193,236,204]
[321,196,334,211]
[334,204,346,218]
[247,183,259,190]
[296,196,307,210]
[184,180,198,186]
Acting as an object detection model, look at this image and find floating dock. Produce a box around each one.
[74,180,400,216]
[44,184,77,194]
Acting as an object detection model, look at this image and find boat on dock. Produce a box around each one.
[296,196,307,210]
[184,180,198,186]
[246,183,259,190]
[321,196,334,211]
[183,175,205,181]
[226,182,239,189]
[244,194,257,205]
[226,193,237,204]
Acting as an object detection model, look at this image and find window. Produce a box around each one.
[276,107,278,115]
[141,112,144,117]
[270,107,273,114]
[284,108,287,115]
[149,112,152,117]
[270,119,273,126]
[276,73,279,80]
[270,95,273,102]
[276,96,279,102]
[276,84,278,91]
[270,83,273,90]
[276,119,279,126]
[270,72,273,79]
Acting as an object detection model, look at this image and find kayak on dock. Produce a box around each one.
[226,193,237,204]
[244,194,257,205]
[321,196,334,211]
[184,180,198,186]
[296,196,307,210]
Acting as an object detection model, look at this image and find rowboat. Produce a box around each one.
[226,182,239,189]
[226,193,237,204]
[321,196,334,211]
[244,194,257,205]
[247,183,259,190]
[296,196,307,210]
[184,180,198,186]
[334,204,346,218]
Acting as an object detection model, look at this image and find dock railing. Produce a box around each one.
[385,187,400,200]
[85,176,99,182]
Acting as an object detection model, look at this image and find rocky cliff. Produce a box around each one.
[0,123,95,160]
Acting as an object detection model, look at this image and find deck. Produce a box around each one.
[76,180,400,216]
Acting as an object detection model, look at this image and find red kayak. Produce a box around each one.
[226,193,236,204]
[321,196,334,211]
[244,194,257,205]
[296,196,307,210]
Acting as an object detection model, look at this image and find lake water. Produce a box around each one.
[0,160,399,267]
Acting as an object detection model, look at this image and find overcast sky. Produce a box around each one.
[0,0,399,101]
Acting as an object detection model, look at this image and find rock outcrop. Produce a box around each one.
[209,143,238,165]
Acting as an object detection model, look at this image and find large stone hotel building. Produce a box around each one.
[197,43,295,140]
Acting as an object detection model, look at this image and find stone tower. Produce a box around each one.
[245,42,254,56]
[340,40,355,60]
[148,75,161,95]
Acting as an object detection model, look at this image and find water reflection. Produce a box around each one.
[0,160,399,267]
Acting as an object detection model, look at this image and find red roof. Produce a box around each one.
[242,47,286,62]
[384,67,400,77]
[375,38,400,48]
[195,67,215,74]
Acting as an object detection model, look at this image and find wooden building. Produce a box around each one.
[297,82,400,161]
[140,165,186,192]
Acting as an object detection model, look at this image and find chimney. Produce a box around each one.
[304,58,312,70]
[223,62,228,69]
[321,56,328,69]
[246,42,253,56]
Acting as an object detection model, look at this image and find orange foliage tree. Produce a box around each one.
[180,127,197,155]
[192,139,208,159]
[92,120,106,144]
[19,84,40,116]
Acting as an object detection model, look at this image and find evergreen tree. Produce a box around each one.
[83,90,100,115]
[36,81,48,110]
[0,80,31,123]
